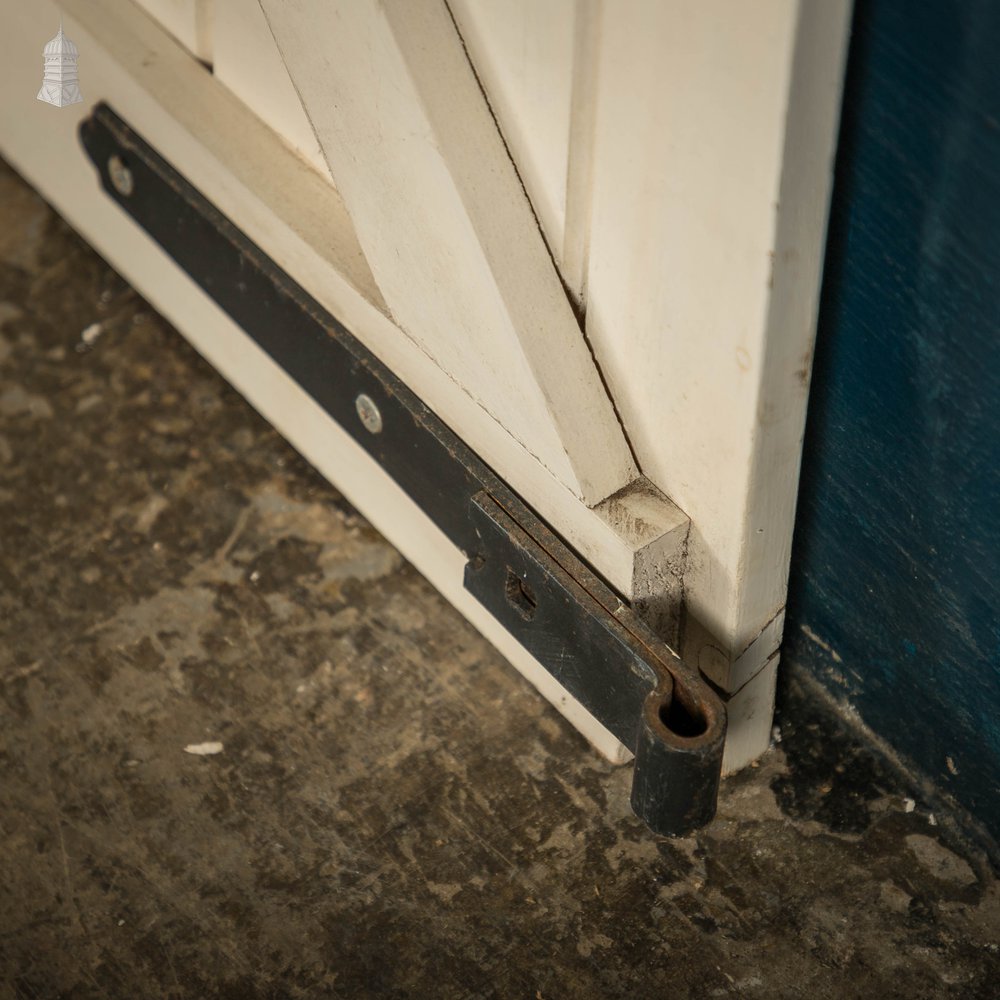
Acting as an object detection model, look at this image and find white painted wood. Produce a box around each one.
[561,0,602,308]
[211,0,333,181]
[5,0,851,775]
[23,0,678,614]
[258,0,637,506]
[582,0,852,729]
[1,0,634,765]
[721,657,779,776]
[131,0,213,62]
[447,0,573,291]
[442,0,850,764]
[448,0,600,309]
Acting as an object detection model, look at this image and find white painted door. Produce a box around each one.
[5,0,852,770]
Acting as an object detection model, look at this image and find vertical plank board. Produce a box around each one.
[132,0,213,62]
[447,0,574,285]
[583,0,851,726]
[448,0,601,307]
[561,0,602,307]
[212,0,333,181]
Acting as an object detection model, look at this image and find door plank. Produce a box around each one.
[448,0,600,311]
[259,0,638,506]
[448,0,574,297]
[583,0,852,697]
[132,0,213,62]
[212,0,333,181]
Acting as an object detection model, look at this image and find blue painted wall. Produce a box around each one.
[785,0,1000,838]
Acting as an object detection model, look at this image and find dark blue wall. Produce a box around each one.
[785,0,1000,839]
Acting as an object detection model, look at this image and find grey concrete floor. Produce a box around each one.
[1,158,998,1000]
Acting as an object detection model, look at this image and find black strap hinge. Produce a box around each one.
[79,103,726,836]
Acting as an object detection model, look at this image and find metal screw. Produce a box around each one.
[355,393,382,434]
[108,154,134,197]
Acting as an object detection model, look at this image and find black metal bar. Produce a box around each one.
[79,103,725,836]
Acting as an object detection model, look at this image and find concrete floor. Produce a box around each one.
[1,158,998,999]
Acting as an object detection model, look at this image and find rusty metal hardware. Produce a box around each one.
[79,103,726,836]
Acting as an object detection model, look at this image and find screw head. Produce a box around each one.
[355,393,383,434]
[108,154,134,197]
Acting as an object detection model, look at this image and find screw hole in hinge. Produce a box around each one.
[504,567,537,621]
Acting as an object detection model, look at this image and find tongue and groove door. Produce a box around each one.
[5,0,852,769]
[233,0,851,768]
